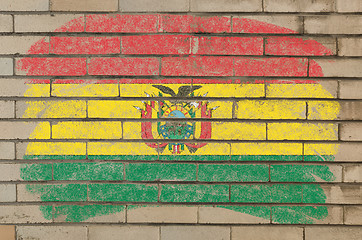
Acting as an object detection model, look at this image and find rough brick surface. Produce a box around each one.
[190,0,262,12]
[336,0,362,12]
[344,165,362,183]
[305,16,362,34]
[0,101,14,118]
[89,226,159,240]
[232,226,303,240]
[0,206,50,223]
[0,0,49,11]
[305,227,362,240]
[51,0,118,11]
[0,58,13,76]
[339,81,362,99]
[0,225,15,240]
[17,226,87,240]
[0,185,16,202]
[0,142,15,160]
[264,0,335,12]
[344,207,362,224]
[120,0,189,12]
[340,123,362,141]
[0,15,13,32]
[15,15,84,32]
[338,38,362,56]
[161,226,230,240]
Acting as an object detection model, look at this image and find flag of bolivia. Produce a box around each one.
[17,14,340,224]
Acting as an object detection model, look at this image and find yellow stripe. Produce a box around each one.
[25,142,86,155]
[237,100,305,119]
[307,101,340,120]
[268,123,338,141]
[231,143,302,155]
[21,101,86,118]
[88,142,157,155]
[212,122,266,140]
[52,84,118,97]
[304,143,339,155]
[266,84,335,98]
[52,122,122,139]
[24,84,50,97]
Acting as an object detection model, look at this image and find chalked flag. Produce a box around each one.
[17,14,340,224]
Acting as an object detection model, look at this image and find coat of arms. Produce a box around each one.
[137,85,218,154]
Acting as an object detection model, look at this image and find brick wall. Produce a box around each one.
[0,0,361,239]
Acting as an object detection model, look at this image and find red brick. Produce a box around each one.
[88,57,159,76]
[233,17,297,34]
[159,15,231,33]
[16,58,87,76]
[265,37,334,56]
[161,56,233,76]
[122,35,190,55]
[192,36,263,55]
[50,37,120,54]
[234,57,308,76]
[86,14,158,33]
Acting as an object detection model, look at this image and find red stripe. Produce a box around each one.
[159,15,231,33]
[233,17,297,34]
[17,58,87,76]
[265,37,333,56]
[27,37,49,54]
[161,56,234,76]
[86,14,158,33]
[122,35,190,55]
[88,57,160,76]
[234,57,308,77]
[192,36,263,55]
[118,79,192,84]
[53,79,119,84]
[54,17,85,32]
[51,37,120,54]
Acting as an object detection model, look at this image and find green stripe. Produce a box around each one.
[23,155,334,161]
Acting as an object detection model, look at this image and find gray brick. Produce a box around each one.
[89,226,159,240]
[127,206,197,223]
[344,165,362,183]
[0,36,49,54]
[0,101,14,118]
[311,59,362,77]
[191,0,262,12]
[120,0,189,12]
[15,14,84,32]
[321,185,362,204]
[0,79,50,97]
[0,205,51,223]
[264,0,335,12]
[338,38,362,56]
[0,15,13,32]
[0,122,50,139]
[0,164,21,181]
[51,0,118,11]
[161,226,230,240]
[0,0,49,11]
[17,226,87,240]
[0,58,13,76]
[340,81,362,99]
[336,0,362,12]
[0,142,15,160]
[232,226,303,240]
[345,207,362,225]
[0,184,16,202]
[341,123,362,141]
[305,227,362,240]
[305,16,362,34]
